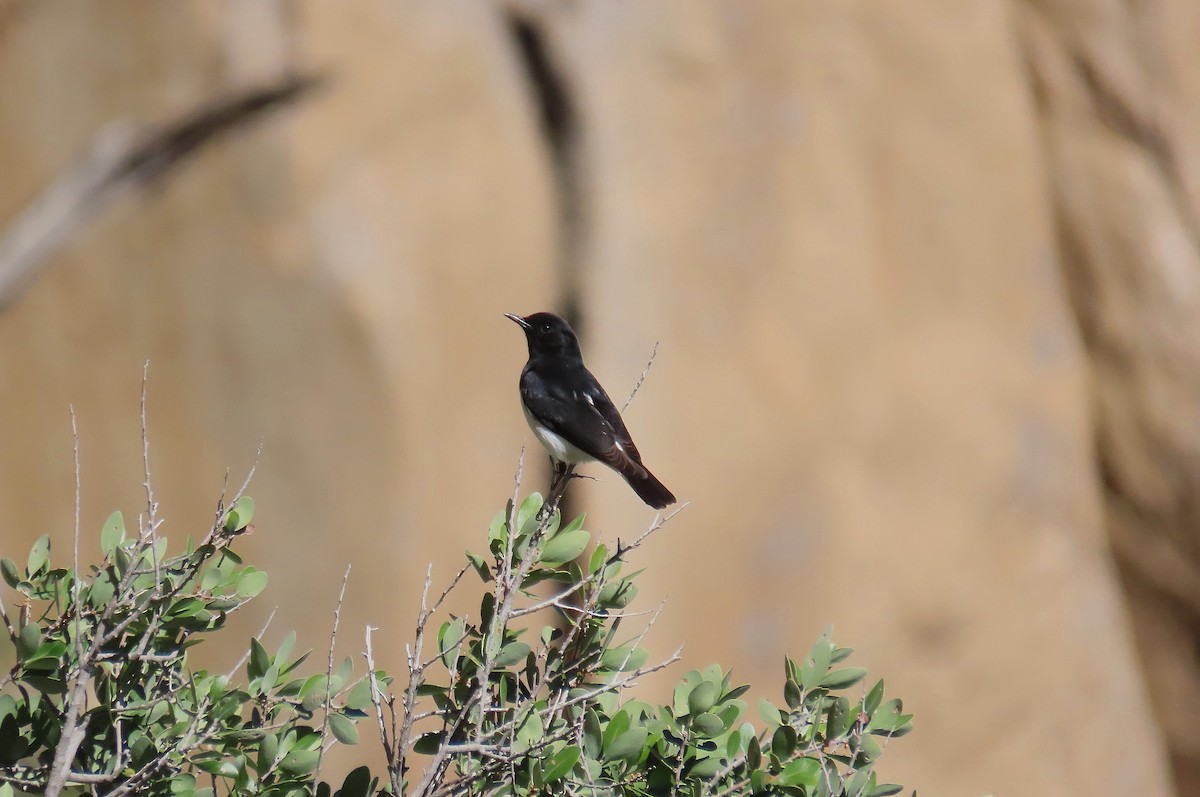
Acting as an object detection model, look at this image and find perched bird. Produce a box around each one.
[505,312,676,509]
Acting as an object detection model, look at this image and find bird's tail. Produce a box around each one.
[622,466,676,510]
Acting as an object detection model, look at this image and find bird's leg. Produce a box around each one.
[543,460,576,518]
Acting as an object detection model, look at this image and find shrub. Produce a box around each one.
[0,467,911,797]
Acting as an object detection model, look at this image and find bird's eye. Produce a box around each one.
[542,324,552,333]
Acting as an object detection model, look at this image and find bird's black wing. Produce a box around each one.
[520,365,648,477]
[578,373,645,464]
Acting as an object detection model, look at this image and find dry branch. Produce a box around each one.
[0,72,323,311]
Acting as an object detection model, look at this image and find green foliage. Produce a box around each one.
[381,491,913,797]
[0,498,380,797]
[0,484,912,797]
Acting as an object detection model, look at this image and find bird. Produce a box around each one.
[505,311,676,509]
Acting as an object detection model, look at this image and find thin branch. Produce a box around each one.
[511,447,525,517]
[622,341,659,412]
[315,564,352,782]
[365,624,399,796]
[509,505,684,620]
[225,607,277,681]
[397,565,435,779]
[0,73,324,311]
[203,438,263,547]
[45,408,95,797]
[140,361,158,543]
[70,406,83,670]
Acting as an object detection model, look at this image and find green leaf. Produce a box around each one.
[588,540,606,573]
[439,618,465,673]
[756,697,782,727]
[687,681,719,715]
[869,785,904,797]
[864,679,885,715]
[259,732,280,771]
[543,745,581,783]
[844,771,873,797]
[867,699,913,736]
[27,640,67,665]
[275,630,297,665]
[605,726,647,764]
[746,737,762,770]
[0,559,17,589]
[338,766,374,797]
[100,511,125,554]
[333,656,353,691]
[783,678,802,709]
[771,725,797,759]
[821,667,867,690]
[582,709,603,759]
[346,677,374,712]
[717,700,746,730]
[494,641,531,669]
[776,757,820,788]
[540,529,590,566]
[413,732,444,755]
[15,622,39,660]
[279,748,319,774]
[170,773,197,792]
[692,712,725,737]
[26,534,50,574]
[559,512,586,536]
[328,713,359,745]
[516,493,544,536]
[827,696,852,739]
[598,579,638,609]
[830,645,854,663]
[513,709,543,754]
[600,645,648,672]
[465,551,491,582]
[690,754,725,777]
[602,710,631,750]
[236,569,269,598]
[224,496,255,532]
[488,510,509,548]
[799,629,834,690]
[248,638,271,680]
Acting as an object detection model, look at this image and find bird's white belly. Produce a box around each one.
[523,404,595,464]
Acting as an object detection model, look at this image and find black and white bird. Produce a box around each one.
[505,312,676,509]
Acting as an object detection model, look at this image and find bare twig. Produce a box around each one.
[203,439,263,547]
[0,586,14,643]
[365,624,399,796]
[0,73,323,311]
[315,564,352,780]
[70,406,83,667]
[45,408,94,797]
[140,361,158,544]
[509,505,684,620]
[511,447,525,518]
[224,607,277,681]
[397,565,434,781]
[622,341,659,412]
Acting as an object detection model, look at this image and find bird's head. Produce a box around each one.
[505,312,582,359]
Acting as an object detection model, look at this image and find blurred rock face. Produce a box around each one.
[0,1,1191,794]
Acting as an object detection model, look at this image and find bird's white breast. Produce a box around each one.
[522,404,595,464]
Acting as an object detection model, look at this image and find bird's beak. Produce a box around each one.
[504,312,531,330]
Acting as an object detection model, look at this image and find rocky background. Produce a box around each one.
[1,1,1196,794]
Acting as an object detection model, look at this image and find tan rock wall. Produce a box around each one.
[1021,0,1200,791]
[0,1,1189,794]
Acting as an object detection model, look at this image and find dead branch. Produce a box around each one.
[0,72,323,311]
